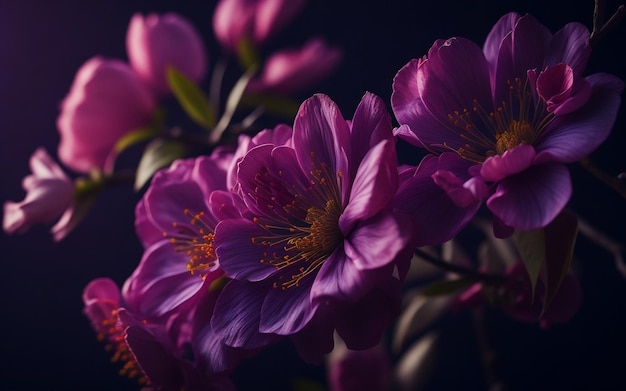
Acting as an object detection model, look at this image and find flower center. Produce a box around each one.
[444,77,553,162]
[250,154,343,290]
[168,209,217,278]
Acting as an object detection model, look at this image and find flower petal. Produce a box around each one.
[350,92,393,166]
[487,163,571,230]
[211,279,275,349]
[546,22,591,76]
[480,143,536,182]
[259,277,317,335]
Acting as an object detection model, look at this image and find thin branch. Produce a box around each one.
[589,0,625,47]
[578,157,626,199]
[577,216,626,279]
[414,248,507,284]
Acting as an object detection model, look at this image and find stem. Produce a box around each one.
[578,157,626,199]
[589,0,625,47]
[577,215,626,278]
[414,248,507,284]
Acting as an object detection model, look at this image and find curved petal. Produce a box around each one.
[214,219,278,281]
[546,22,591,76]
[345,212,411,271]
[480,143,536,182]
[211,280,275,349]
[339,139,397,232]
[293,94,351,183]
[350,92,393,165]
[535,74,623,163]
[483,12,521,73]
[487,163,571,230]
[259,277,317,335]
[291,311,335,364]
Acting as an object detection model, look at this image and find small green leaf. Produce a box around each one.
[513,227,545,299]
[420,277,476,297]
[291,378,327,391]
[114,126,158,155]
[241,92,301,119]
[541,210,578,316]
[134,138,185,191]
[167,67,216,130]
[236,35,260,69]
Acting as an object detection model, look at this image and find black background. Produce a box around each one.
[1,1,625,390]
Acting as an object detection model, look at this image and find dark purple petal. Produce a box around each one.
[259,277,317,335]
[535,74,624,163]
[345,212,411,271]
[193,156,228,197]
[350,92,393,166]
[135,198,164,248]
[214,219,278,281]
[291,310,335,364]
[211,280,276,349]
[293,94,351,184]
[418,38,493,138]
[394,154,479,246]
[339,139,397,233]
[209,190,241,220]
[487,163,571,230]
[480,143,536,182]
[546,22,591,76]
[122,241,204,317]
[483,12,521,73]
[335,277,402,350]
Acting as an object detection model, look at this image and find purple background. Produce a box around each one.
[1,0,625,389]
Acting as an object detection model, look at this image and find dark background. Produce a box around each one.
[1,0,625,390]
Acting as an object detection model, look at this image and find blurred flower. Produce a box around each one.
[455,261,582,328]
[211,92,415,362]
[392,12,623,235]
[246,38,343,95]
[3,148,74,236]
[57,57,157,173]
[327,341,391,391]
[83,278,237,390]
[126,12,208,96]
[212,0,306,52]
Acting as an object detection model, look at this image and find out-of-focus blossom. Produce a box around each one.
[246,38,343,95]
[126,12,208,95]
[455,261,582,328]
[3,148,74,236]
[327,341,391,391]
[392,12,623,236]
[82,278,237,390]
[57,57,157,173]
[212,0,306,52]
[211,93,415,362]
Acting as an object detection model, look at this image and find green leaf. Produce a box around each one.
[541,210,578,316]
[166,67,216,130]
[420,277,476,297]
[513,227,545,299]
[241,92,301,119]
[210,66,257,144]
[291,378,327,391]
[134,138,185,191]
[113,126,158,155]
[236,35,259,69]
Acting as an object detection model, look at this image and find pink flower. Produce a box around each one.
[126,13,208,95]
[3,148,74,236]
[57,57,157,173]
[247,38,343,95]
[212,0,306,51]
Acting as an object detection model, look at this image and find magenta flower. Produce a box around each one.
[126,12,208,96]
[83,278,237,390]
[211,93,415,362]
[57,57,157,173]
[392,12,623,234]
[3,148,74,236]
[126,155,232,319]
[455,261,582,328]
[212,0,306,52]
[246,38,343,95]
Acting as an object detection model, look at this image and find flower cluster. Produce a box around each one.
[3,1,625,390]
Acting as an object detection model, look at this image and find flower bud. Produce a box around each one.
[212,0,306,51]
[3,148,74,235]
[57,56,157,173]
[126,13,208,95]
[247,38,342,94]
